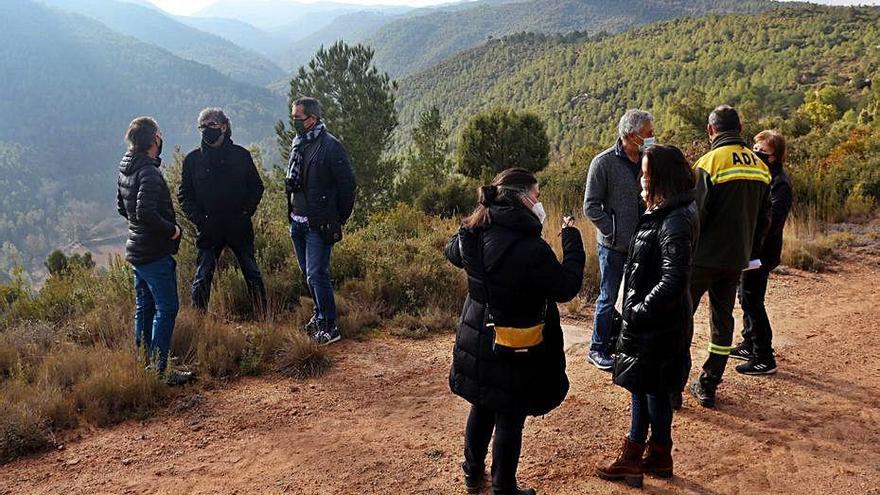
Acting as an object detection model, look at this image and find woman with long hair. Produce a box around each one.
[445,168,586,495]
[596,145,698,488]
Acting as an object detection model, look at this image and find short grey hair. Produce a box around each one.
[294,97,323,120]
[618,109,654,140]
[198,107,232,137]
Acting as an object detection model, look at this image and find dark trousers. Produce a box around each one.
[191,237,266,314]
[739,267,774,361]
[629,392,673,445]
[463,404,527,493]
[689,266,741,388]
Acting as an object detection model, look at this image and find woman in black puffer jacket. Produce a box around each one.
[596,145,698,488]
[445,168,585,495]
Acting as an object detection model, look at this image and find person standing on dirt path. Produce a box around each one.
[445,168,586,495]
[179,108,267,318]
[729,130,793,376]
[583,109,654,371]
[117,116,192,386]
[595,145,697,489]
[687,105,771,409]
[285,97,356,346]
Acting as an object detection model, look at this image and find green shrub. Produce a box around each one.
[275,331,331,379]
[414,175,478,218]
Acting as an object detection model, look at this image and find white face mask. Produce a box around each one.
[531,202,547,225]
[639,136,656,153]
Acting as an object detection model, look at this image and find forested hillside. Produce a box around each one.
[367,0,776,77]
[40,0,285,85]
[397,5,880,153]
[0,0,284,277]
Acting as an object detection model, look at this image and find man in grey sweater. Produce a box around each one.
[582,109,654,370]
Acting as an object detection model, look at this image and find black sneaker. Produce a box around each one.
[587,350,614,371]
[729,342,753,361]
[689,381,716,408]
[313,324,341,346]
[304,316,321,336]
[735,359,777,376]
[165,369,195,386]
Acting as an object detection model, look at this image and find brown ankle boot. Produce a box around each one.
[642,440,673,478]
[595,437,645,488]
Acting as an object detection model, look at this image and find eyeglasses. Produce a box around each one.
[198,121,222,130]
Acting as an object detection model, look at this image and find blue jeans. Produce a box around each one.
[629,392,673,444]
[591,244,627,352]
[290,221,336,322]
[133,256,179,372]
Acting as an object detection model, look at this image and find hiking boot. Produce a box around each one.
[587,350,614,371]
[595,437,645,488]
[462,463,483,494]
[313,323,341,346]
[493,486,536,495]
[735,358,777,376]
[670,391,683,411]
[642,439,673,478]
[165,369,194,386]
[689,380,716,408]
[729,342,753,361]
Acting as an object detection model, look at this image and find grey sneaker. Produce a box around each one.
[587,350,614,371]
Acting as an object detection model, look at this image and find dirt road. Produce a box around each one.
[2,253,879,495]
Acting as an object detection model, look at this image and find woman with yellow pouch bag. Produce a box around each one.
[445,168,586,495]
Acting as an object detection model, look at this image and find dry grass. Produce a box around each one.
[275,330,331,379]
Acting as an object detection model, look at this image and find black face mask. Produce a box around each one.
[202,127,223,145]
[754,150,772,165]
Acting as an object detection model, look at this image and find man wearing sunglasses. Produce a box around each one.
[178,107,267,317]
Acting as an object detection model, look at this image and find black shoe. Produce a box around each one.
[462,463,483,494]
[729,342,753,361]
[735,359,777,375]
[670,391,683,410]
[165,369,194,386]
[304,316,321,337]
[689,381,715,408]
[493,487,536,495]
[313,324,341,346]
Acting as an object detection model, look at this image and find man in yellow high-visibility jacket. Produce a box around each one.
[686,105,770,409]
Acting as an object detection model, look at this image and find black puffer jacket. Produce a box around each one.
[445,204,586,416]
[287,131,357,227]
[178,138,264,248]
[116,152,180,265]
[613,191,698,395]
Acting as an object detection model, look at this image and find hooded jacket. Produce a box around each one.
[444,203,585,416]
[116,152,180,265]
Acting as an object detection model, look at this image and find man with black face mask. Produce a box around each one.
[178,107,267,316]
[285,96,356,345]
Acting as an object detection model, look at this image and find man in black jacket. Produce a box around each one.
[730,130,793,375]
[178,108,267,316]
[117,116,189,384]
[285,97,356,345]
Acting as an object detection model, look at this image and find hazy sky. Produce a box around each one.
[148,0,457,15]
[148,0,880,16]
